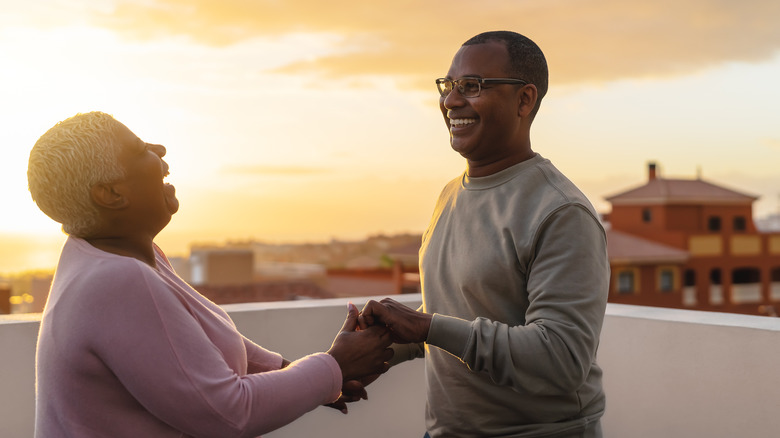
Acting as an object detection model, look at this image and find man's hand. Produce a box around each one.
[359,298,432,344]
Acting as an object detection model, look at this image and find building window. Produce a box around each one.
[732,267,761,303]
[709,268,724,305]
[618,271,635,294]
[708,216,721,232]
[684,269,696,287]
[733,216,746,232]
[659,269,674,292]
[682,269,697,307]
[710,268,722,285]
[642,208,652,223]
[732,267,760,284]
[772,268,780,302]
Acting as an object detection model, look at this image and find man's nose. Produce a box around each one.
[442,87,466,109]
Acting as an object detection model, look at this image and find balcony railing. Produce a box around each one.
[2,296,780,437]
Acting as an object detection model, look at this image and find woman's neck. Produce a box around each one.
[84,235,157,268]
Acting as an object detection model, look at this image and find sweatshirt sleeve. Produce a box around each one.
[388,342,425,366]
[89,264,342,438]
[426,204,609,395]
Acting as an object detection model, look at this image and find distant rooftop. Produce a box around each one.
[606,229,689,264]
[604,162,758,205]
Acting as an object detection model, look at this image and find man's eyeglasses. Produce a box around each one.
[436,77,528,98]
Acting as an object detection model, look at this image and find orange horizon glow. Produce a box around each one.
[2,1,780,275]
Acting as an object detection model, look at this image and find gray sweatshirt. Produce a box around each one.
[395,154,609,437]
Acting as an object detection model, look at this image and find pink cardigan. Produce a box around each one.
[35,237,342,437]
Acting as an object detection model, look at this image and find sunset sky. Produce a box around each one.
[2,0,780,274]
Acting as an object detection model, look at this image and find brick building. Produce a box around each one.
[604,162,780,316]
[0,283,10,314]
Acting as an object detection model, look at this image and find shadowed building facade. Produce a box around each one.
[604,162,780,316]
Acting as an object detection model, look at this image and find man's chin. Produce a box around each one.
[450,140,472,158]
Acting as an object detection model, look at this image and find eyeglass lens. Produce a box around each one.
[438,78,482,98]
[437,79,452,96]
[457,79,481,97]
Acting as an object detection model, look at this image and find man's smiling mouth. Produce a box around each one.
[449,118,477,127]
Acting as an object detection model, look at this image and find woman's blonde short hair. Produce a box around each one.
[27,112,126,237]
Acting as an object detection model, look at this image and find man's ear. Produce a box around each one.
[91,183,129,210]
[517,84,538,118]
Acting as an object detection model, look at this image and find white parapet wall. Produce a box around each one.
[224,295,427,438]
[2,298,780,438]
[0,313,40,438]
[599,304,780,438]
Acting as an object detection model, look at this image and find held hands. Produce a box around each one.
[325,303,393,414]
[358,298,432,344]
[328,303,393,380]
[325,299,432,414]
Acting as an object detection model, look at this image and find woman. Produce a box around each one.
[28,112,393,437]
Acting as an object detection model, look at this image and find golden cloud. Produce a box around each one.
[95,0,780,86]
[220,165,328,176]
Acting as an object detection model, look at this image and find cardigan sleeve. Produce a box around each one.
[243,336,285,374]
[88,263,341,438]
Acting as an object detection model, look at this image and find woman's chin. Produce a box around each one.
[164,183,180,215]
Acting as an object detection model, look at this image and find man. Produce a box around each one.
[360,31,610,437]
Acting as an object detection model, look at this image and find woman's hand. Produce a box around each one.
[327,303,394,382]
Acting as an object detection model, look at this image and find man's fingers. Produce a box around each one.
[360,300,384,322]
[357,314,371,330]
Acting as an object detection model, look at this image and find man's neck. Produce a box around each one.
[466,148,536,178]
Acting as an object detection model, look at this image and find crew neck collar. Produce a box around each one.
[462,153,542,190]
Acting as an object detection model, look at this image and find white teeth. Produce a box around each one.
[450,118,476,126]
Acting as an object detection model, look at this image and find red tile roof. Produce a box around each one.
[606,229,689,264]
[605,178,758,205]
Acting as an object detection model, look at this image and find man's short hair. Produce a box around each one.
[463,31,548,118]
[27,112,125,237]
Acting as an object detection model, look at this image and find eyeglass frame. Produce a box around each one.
[435,76,529,98]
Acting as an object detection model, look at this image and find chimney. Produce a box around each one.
[648,162,657,181]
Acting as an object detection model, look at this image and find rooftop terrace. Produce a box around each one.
[2,295,779,437]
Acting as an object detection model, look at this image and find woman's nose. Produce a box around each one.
[149,144,167,157]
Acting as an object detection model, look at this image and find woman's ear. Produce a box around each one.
[517,84,538,118]
[90,183,129,210]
